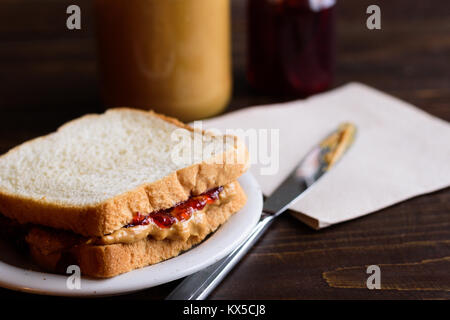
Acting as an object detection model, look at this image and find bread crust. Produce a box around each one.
[0,108,249,236]
[26,181,247,278]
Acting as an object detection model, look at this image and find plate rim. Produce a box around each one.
[0,172,262,297]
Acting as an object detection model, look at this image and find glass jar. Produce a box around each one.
[95,0,232,122]
[247,0,336,96]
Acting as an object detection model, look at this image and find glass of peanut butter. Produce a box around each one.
[94,0,232,122]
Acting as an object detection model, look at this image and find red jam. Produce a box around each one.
[126,186,223,229]
[247,0,335,96]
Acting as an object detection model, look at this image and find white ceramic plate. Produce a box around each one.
[0,172,262,297]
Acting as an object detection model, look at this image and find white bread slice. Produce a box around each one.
[0,108,249,236]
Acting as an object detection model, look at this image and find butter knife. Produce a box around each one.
[166,123,356,300]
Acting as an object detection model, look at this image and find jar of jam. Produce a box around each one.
[95,0,232,122]
[247,0,336,96]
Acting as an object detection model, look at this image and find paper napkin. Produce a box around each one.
[203,83,450,229]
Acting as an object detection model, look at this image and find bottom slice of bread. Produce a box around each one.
[26,181,247,278]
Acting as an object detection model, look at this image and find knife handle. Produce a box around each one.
[165,214,274,300]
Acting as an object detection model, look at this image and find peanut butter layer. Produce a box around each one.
[90,182,237,245]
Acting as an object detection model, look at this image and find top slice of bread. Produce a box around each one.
[0,108,249,236]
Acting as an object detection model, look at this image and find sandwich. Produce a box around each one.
[0,108,249,278]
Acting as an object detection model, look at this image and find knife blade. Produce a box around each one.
[165,123,356,300]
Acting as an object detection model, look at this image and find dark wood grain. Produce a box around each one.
[0,0,449,300]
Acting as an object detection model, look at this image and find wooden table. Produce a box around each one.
[0,0,449,299]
